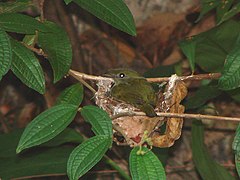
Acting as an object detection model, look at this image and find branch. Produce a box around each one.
[68,69,221,83]
[111,111,240,122]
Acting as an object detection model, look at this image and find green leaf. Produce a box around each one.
[179,37,197,72]
[67,135,111,180]
[191,120,235,180]
[10,39,45,94]
[64,0,73,5]
[73,0,136,36]
[16,104,78,153]
[38,21,72,83]
[218,2,240,25]
[81,105,113,136]
[42,128,84,147]
[235,154,240,177]
[56,83,84,106]
[0,0,33,14]
[216,0,234,24]
[23,34,37,46]
[195,20,240,72]
[129,147,166,180]
[196,0,220,22]
[0,13,48,34]
[233,124,240,154]
[0,146,74,180]
[0,28,11,79]
[218,38,240,90]
[184,85,222,110]
[0,128,82,158]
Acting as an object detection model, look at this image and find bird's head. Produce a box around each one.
[105,68,142,83]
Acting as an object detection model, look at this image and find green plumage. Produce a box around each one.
[106,69,157,117]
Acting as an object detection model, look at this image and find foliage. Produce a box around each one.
[0,0,240,179]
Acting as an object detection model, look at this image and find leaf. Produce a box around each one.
[235,154,240,177]
[73,0,136,36]
[67,135,111,180]
[195,20,240,72]
[0,146,74,180]
[0,0,33,14]
[81,105,113,137]
[42,128,84,147]
[16,104,78,153]
[179,36,197,72]
[0,128,82,158]
[143,64,176,78]
[0,28,11,79]
[196,0,220,22]
[233,124,240,154]
[218,38,240,90]
[218,2,240,25]
[191,120,235,180]
[184,85,222,110]
[216,0,234,24]
[129,147,166,180]
[10,39,45,94]
[23,34,37,46]
[38,21,72,83]
[56,83,84,106]
[0,13,48,34]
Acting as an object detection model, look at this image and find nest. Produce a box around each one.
[95,75,187,147]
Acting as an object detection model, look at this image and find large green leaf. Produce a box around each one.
[235,154,240,177]
[67,135,111,180]
[216,0,234,24]
[218,37,240,90]
[0,128,83,158]
[0,28,11,80]
[81,105,113,137]
[0,13,47,34]
[38,21,72,83]
[73,0,136,36]
[16,104,78,153]
[184,85,222,110]
[0,146,74,180]
[129,147,166,180]
[56,83,84,106]
[179,36,197,72]
[195,20,240,72]
[218,2,240,25]
[0,0,33,14]
[10,39,45,94]
[233,124,240,154]
[196,0,220,22]
[191,120,235,180]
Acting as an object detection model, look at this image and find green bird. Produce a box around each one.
[105,69,157,117]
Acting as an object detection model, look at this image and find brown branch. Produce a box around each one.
[112,111,240,122]
[69,69,221,83]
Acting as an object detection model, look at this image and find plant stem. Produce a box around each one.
[103,155,131,180]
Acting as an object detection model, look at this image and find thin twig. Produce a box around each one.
[112,111,240,122]
[68,71,97,93]
[68,69,221,83]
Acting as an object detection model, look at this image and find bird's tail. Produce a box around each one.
[140,104,157,117]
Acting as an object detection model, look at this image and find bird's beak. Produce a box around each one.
[103,73,115,78]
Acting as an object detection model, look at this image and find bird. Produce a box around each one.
[105,68,157,117]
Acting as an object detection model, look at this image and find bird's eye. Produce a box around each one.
[119,73,125,78]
